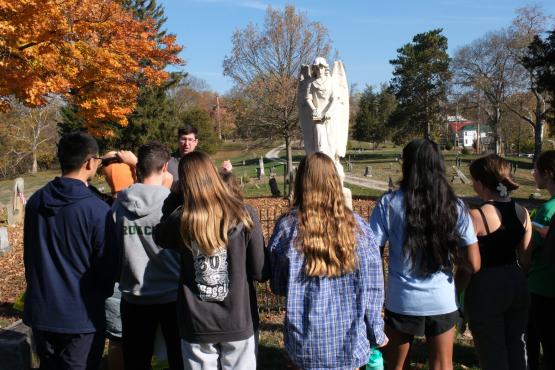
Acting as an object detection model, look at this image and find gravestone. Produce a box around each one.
[7,178,25,226]
[258,157,265,177]
[0,320,34,370]
[0,227,9,256]
[530,189,542,200]
[364,166,372,177]
[269,177,281,197]
[452,175,463,184]
[452,166,470,184]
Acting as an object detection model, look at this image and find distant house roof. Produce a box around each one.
[448,120,475,133]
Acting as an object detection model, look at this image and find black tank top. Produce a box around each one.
[476,200,525,268]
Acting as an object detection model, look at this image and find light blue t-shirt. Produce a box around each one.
[369,190,477,316]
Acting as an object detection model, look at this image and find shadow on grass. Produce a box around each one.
[257,344,289,370]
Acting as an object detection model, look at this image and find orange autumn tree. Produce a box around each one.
[0,0,182,135]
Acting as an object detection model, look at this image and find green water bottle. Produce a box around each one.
[366,347,384,370]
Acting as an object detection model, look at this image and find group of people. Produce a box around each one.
[22,128,554,370]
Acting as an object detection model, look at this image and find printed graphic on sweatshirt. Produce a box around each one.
[193,249,229,301]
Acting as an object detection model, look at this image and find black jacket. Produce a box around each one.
[154,204,269,343]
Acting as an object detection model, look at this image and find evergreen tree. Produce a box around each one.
[523,28,555,127]
[389,29,451,140]
[115,75,182,151]
[353,85,396,147]
[118,0,184,150]
[123,0,169,42]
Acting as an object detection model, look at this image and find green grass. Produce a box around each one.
[2,145,549,205]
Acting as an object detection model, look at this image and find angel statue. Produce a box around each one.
[298,57,351,206]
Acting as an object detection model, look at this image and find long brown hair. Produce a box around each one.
[293,152,358,277]
[178,152,252,255]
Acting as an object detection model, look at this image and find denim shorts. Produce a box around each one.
[105,284,122,341]
[384,309,460,337]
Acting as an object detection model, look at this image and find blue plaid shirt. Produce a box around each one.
[269,210,386,370]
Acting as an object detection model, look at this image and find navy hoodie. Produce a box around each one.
[23,177,117,333]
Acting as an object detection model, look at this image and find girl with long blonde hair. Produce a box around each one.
[268,152,387,369]
[154,151,267,370]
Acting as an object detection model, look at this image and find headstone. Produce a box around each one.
[364,166,372,177]
[452,175,463,184]
[530,189,542,200]
[8,178,25,226]
[0,227,10,256]
[269,177,281,197]
[258,157,265,177]
[0,320,34,370]
[452,166,470,184]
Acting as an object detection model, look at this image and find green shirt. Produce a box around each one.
[529,197,555,297]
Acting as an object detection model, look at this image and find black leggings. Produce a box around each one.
[121,299,183,370]
[527,293,555,370]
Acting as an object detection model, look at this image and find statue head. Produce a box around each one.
[311,57,329,78]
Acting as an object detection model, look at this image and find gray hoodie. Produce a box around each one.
[113,183,180,304]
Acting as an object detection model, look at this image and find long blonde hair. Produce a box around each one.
[178,152,252,255]
[293,152,358,277]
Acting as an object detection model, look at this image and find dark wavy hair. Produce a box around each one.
[400,139,460,276]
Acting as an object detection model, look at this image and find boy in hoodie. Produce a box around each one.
[23,132,117,370]
[112,142,183,370]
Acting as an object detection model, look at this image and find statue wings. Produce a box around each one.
[330,60,349,158]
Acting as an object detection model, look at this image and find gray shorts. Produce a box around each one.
[181,333,257,370]
[105,284,122,341]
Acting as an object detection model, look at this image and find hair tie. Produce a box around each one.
[496,182,508,198]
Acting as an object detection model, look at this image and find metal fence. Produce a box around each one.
[254,201,377,313]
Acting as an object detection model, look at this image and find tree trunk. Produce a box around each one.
[31,150,38,173]
[533,91,546,162]
[534,121,543,162]
[285,135,294,199]
[494,106,502,155]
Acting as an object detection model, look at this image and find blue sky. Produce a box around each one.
[159,0,555,94]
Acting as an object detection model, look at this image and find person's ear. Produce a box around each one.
[162,162,169,173]
[84,157,94,171]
